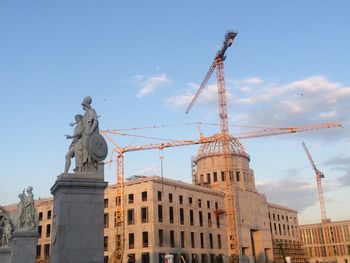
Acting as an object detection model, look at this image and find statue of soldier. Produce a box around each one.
[80,96,107,171]
[64,114,83,173]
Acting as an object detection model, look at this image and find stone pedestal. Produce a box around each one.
[10,230,38,263]
[50,170,107,263]
[0,247,11,263]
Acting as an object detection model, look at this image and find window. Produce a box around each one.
[115,196,121,206]
[36,245,41,259]
[213,172,217,182]
[39,212,43,221]
[209,234,213,249]
[201,254,207,263]
[47,210,52,220]
[179,195,183,204]
[159,253,166,263]
[191,232,195,248]
[46,224,51,237]
[181,231,185,248]
[200,233,204,248]
[215,202,218,210]
[170,230,175,247]
[190,210,194,225]
[189,197,193,205]
[104,213,109,228]
[217,216,220,228]
[141,252,150,263]
[207,200,210,209]
[169,207,174,223]
[198,199,202,208]
[127,209,134,225]
[218,234,222,249]
[206,173,211,183]
[199,211,203,226]
[128,194,134,204]
[221,171,225,181]
[104,199,109,208]
[128,254,136,262]
[159,229,164,247]
[169,193,173,203]
[44,244,50,258]
[129,233,134,249]
[141,207,148,223]
[158,191,162,201]
[38,225,42,237]
[158,205,163,222]
[142,231,149,248]
[104,236,108,251]
[180,208,184,224]
[142,191,147,201]
[236,171,240,181]
[208,212,212,227]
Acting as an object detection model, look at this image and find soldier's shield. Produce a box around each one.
[87,132,108,161]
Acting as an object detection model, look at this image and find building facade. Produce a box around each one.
[268,203,308,263]
[300,220,350,263]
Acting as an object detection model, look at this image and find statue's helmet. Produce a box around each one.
[26,186,33,192]
[81,96,92,107]
[75,114,83,120]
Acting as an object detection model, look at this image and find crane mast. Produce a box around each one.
[301,142,327,221]
[302,142,335,258]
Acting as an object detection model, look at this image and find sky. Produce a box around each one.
[0,1,349,225]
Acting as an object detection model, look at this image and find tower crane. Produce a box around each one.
[186,31,237,135]
[301,142,328,222]
[101,121,341,263]
[301,142,335,258]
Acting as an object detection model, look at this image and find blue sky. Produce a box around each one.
[1,1,349,224]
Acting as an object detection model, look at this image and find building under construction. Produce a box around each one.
[2,136,308,263]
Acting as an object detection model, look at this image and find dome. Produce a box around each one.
[195,134,250,162]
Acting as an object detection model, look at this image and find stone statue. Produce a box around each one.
[17,187,38,230]
[63,96,107,174]
[64,114,83,173]
[1,215,13,247]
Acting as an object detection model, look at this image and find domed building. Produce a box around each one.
[192,136,274,262]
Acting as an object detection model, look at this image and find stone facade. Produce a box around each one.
[299,220,350,263]
[268,203,308,263]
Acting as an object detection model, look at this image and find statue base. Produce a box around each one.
[0,247,11,263]
[10,229,38,263]
[50,170,108,263]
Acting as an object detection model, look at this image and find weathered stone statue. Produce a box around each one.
[64,114,83,173]
[17,187,38,230]
[64,96,107,173]
[1,215,13,247]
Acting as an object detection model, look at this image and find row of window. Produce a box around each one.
[198,170,253,185]
[36,244,50,259]
[38,224,51,238]
[105,192,220,210]
[104,231,222,250]
[112,206,221,228]
[38,210,52,221]
[104,253,224,263]
[269,212,297,223]
[270,222,297,238]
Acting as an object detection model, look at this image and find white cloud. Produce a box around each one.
[135,74,172,98]
[166,83,233,110]
[257,173,317,211]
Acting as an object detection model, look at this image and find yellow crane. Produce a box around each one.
[302,142,335,258]
[101,122,341,263]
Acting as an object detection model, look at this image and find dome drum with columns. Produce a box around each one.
[193,135,256,192]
